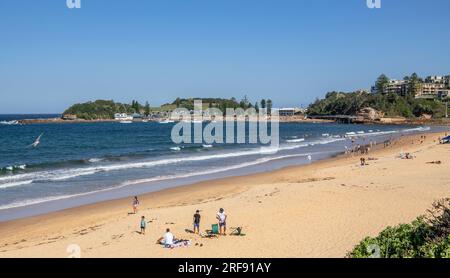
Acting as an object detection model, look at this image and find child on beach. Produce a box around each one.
[140,216,146,235]
[193,210,201,234]
[132,196,140,214]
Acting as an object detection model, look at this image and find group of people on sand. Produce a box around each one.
[131,196,228,248]
[345,138,377,156]
[191,208,227,235]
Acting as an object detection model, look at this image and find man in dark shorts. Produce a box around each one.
[193,210,201,234]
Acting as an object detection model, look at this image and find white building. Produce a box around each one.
[272,108,303,116]
[383,80,409,95]
[114,113,133,121]
[425,76,445,84]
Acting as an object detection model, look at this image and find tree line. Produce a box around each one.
[63,97,275,120]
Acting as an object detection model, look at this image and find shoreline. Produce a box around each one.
[15,117,335,124]
[0,125,433,222]
[0,131,449,257]
[9,115,450,126]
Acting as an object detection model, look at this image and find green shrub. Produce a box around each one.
[348,199,450,258]
[308,91,446,119]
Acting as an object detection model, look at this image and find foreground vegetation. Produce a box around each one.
[348,199,450,258]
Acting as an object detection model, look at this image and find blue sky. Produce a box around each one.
[1,0,450,113]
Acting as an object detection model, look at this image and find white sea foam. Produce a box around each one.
[1,164,27,172]
[0,120,19,125]
[88,158,103,163]
[402,126,431,133]
[344,127,431,138]
[0,137,346,189]
[0,180,33,189]
[0,134,392,191]
[286,138,305,143]
[0,152,328,210]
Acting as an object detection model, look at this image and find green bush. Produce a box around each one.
[348,199,450,258]
[63,100,137,120]
[308,91,446,119]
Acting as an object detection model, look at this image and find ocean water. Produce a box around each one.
[0,114,446,221]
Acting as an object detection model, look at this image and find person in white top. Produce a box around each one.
[162,228,174,247]
[216,208,227,235]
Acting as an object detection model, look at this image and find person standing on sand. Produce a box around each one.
[193,210,201,234]
[140,216,146,235]
[132,196,140,214]
[216,208,227,235]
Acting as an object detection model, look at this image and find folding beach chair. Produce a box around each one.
[229,227,246,236]
[211,224,219,235]
[201,224,220,238]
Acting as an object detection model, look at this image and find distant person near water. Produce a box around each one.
[140,216,146,235]
[216,208,227,235]
[132,196,140,214]
[193,210,201,234]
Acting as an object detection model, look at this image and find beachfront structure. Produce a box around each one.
[62,114,77,120]
[425,75,450,86]
[114,113,133,121]
[277,108,295,116]
[272,107,304,116]
[132,113,143,119]
[415,83,447,99]
[437,89,450,100]
[425,75,446,84]
[378,75,450,99]
[383,80,409,96]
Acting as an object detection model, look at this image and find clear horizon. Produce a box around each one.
[1,0,450,113]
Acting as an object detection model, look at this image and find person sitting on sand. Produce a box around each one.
[132,196,140,214]
[157,228,174,248]
[193,210,201,234]
[216,208,227,235]
[140,216,146,235]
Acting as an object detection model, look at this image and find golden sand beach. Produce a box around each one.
[0,132,449,258]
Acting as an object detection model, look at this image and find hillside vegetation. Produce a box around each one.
[307,91,446,118]
[63,100,148,120]
[63,97,273,120]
